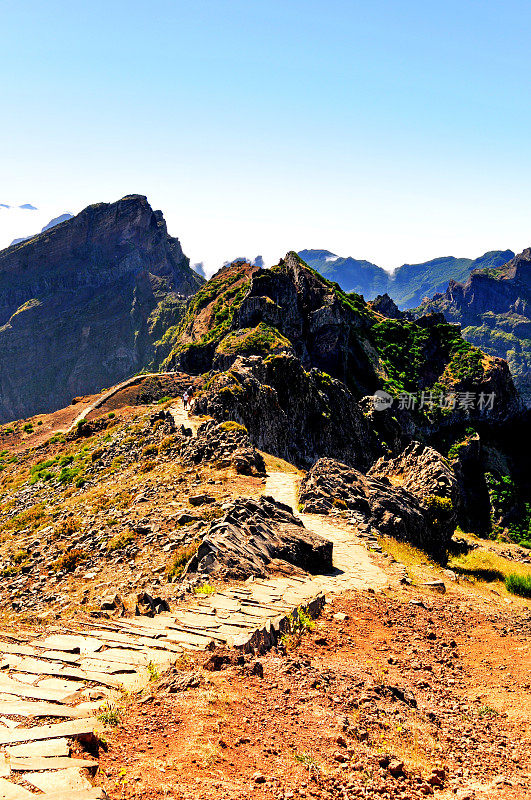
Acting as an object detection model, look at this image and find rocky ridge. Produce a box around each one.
[417,247,531,405]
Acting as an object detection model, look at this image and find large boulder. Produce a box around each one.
[368,441,459,545]
[185,496,333,580]
[368,441,459,509]
[299,452,456,556]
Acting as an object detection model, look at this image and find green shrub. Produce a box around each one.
[219,420,247,434]
[425,495,453,516]
[281,606,316,650]
[58,465,82,484]
[194,583,215,594]
[505,573,531,598]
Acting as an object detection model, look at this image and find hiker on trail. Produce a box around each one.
[183,391,189,410]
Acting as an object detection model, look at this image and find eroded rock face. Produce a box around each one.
[299,452,457,555]
[0,195,204,421]
[368,441,459,510]
[191,354,379,470]
[369,294,412,320]
[185,496,333,579]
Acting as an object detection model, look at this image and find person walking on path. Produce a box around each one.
[183,391,189,411]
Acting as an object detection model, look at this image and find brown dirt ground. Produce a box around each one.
[96,587,531,800]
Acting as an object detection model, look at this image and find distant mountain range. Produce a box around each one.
[10,213,73,246]
[417,248,531,405]
[0,203,38,210]
[298,248,515,309]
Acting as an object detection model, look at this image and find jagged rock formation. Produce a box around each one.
[168,252,519,416]
[299,248,514,309]
[417,248,531,405]
[192,354,378,470]
[300,447,458,555]
[368,441,460,511]
[162,252,520,472]
[368,293,412,320]
[185,496,333,579]
[0,195,204,421]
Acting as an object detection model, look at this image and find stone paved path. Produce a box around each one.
[264,471,387,594]
[0,403,385,797]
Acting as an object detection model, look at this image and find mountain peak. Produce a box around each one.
[0,196,204,420]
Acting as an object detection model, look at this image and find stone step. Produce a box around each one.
[0,718,94,746]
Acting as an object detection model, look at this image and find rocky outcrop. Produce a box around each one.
[0,195,204,421]
[299,451,457,555]
[167,250,522,473]
[417,248,531,405]
[368,441,459,511]
[185,496,333,579]
[179,418,266,476]
[191,354,379,470]
[369,294,412,320]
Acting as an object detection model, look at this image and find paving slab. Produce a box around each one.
[0,777,35,798]
[10,756,98,771]
[0,678,72,704]
[0,701,89,720]
[36,636,103,654]
[37,678,84,694]
[0,719,19,730]
[25,766,92,793]
[0,719,94,746]
[6,739,70,758]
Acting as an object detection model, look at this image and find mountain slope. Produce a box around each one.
[10,212,74,246]
[0,195,204,421]
[299,248,515,309]
[417,248,531,405]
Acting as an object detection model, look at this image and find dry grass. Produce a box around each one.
[449,549,531,601]
[261,452,302,475]
[378,536,441,584]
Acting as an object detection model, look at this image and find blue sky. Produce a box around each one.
[1,0,531,273]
